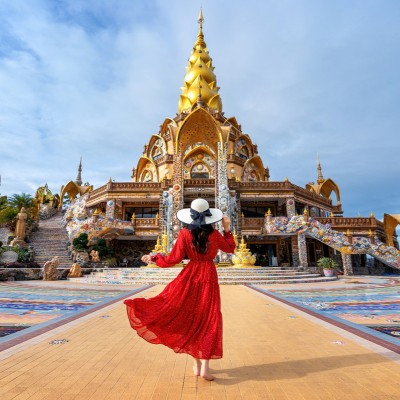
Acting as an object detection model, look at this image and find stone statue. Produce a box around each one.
[90,250,100,262]
[42,257,60,280]
[15,207,27,239]
[10,207,28,247]
[68,263,82,278]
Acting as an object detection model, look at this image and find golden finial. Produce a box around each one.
[241,212,244,218]
[178,8,222,113]
[155,212,159,220]
[370,211,374,218]
[368,229,373,237]
[93,208,101,216]
[285,177,289,182]
[108,177,112,183]
[330,212,334,218]
[346,229,351,236]
[303,208,308,215]
[131,212,136,221]
[267,208,272,215]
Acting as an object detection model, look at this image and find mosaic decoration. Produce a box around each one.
[242,160,261,182]
[105,199,115,219]
[286,199,296,218]
[262,215,400,271]
[261,277,400,340]
[64,195,133,245]
[298,232,308,267]
[171,151,183,242]
[234,137,251,160]
[217,142,229,214]
[149,138,166,161]
[162,190,174,252]
[0,282,133,339]
[183,150,216,179]
[139,161,157,183]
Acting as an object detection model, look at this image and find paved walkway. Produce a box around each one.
[1,285,400,399]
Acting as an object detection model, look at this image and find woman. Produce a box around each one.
[124,198,236,380]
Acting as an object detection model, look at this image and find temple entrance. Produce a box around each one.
[248,243,277,267]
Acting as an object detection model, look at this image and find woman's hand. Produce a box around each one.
[141,254,152,264]
[222,216,231,232]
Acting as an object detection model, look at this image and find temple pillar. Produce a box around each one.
[291,236,300,267]
[341,253,354,276]
[286,198,296,218]
[298,232,308,269]
[106,199,116,219]
[171,150,183,248]
[217,142,230,217]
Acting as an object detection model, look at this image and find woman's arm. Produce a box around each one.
[216,216,236,253]
[146,229,187,268]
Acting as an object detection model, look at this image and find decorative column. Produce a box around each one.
[291,236,300,267]
[298,232,308,269]
[216,142,230,216]
[286,198,296,218]
[341,253,354,276]
[106,199,116,219]
[171,151,184,247]
[161,191,174,252]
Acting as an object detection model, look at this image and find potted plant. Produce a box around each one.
[317,257,339,277]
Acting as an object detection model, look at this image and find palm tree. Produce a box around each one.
[8,193,34,210]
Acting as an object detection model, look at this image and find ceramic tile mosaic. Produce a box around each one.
[0,282,135,339]
[252,277,400,341]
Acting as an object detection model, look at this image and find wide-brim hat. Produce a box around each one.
[177,198,223,227]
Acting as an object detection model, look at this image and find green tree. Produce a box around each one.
[8,193,33,210]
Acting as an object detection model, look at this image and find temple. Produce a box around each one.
[63,10,399,274]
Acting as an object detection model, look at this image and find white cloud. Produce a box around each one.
[0,0,399,221]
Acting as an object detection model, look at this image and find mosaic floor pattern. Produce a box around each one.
[0,282,145,340]
[252,276,400,342]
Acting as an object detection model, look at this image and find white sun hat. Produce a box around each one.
[176,198,223,228]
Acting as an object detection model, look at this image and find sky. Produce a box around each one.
[0,0,399,221]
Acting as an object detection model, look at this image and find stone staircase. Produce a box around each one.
[29,212,72,268]
[73,267,337,285]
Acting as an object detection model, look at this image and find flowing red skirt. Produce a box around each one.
[124,260,222,359]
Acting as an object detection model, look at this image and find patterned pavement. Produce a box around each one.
[252,276,400,351]
[0,281,149,345]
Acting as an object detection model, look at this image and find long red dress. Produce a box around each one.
[124,228,236,359]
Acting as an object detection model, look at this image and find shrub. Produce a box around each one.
[72,233,89,250]
[89,238,112,258]
[104,257,117,267]
[17,248,30,262]
[317,257,339,270]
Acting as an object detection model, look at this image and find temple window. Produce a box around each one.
[125,207,158,220]
[310,207,320,217]
[141,169,153,182]
[190,162,210,179]
[242,206,275,217]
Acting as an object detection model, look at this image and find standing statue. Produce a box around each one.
[42,257,60,280]
[11,207,28,247]
[15,207,27,239]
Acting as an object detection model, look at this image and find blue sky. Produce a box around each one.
[0,0,399,221]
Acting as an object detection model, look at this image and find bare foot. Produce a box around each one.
[193,359,201,376]
[201,372,215,381]
[200,359,215,380]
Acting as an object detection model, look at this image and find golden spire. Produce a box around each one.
[317,154,324,184]
[178,8,222,113]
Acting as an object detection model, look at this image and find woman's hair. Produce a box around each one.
[188,225,214,254]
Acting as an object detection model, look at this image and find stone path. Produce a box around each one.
[1,285,400,399]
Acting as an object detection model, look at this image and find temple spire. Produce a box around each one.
[178,8,222,113]
[317,154,324,184]
[76,157,82,186]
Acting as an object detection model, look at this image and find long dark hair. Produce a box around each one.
[189,225,214,254]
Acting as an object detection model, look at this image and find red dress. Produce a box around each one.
[124,228,236,359]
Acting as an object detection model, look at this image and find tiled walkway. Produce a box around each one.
[1,284,400,399]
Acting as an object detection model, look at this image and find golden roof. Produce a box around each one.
[178,9,222,113]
